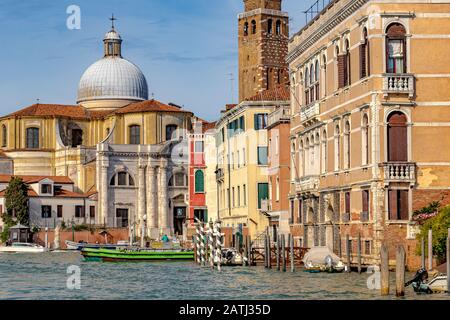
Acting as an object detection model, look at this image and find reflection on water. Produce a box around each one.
[0,252,448,300]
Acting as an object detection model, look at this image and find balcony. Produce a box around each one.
[383,74,415,98]
[381,162,416,183]
[295,175,320,193]
[300,101,320,125]
[215,167,224,182]
[267,106,291,128]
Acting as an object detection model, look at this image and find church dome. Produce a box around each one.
[77,21,148,107]
[77,57,148,104]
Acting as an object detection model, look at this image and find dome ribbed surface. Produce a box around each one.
[77,57,148,103]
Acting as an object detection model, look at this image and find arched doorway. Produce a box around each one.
[387,112,408,162]
[325,205,335,251]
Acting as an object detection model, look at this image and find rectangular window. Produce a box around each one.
[194,141,204,153]
[365,240,371,255]
[237,186,241,207]
[242,148,246,166]
[387,39,405,74]
[116,209,129,228]
[194,209,207,223]
[41,184,52,194]
[243,184,247,206]
[57,205,63,218]
[257,146,268,165]
[345,192,351,214]
[254,114,268,130]
[362,190,369,213]
[232,187,235,208]
[26,127,40,149]
[290,200,294,224]
[257,183,269,209]
[129,125,141,145]
[90,206,95,218]
[239,116,245,132]
[298,198,303,223]
[75,206,85,218]
[41,205,52,218]
[388,190,409,220]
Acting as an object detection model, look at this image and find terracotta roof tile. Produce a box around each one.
[0,175,74,184]
[5,104,90,120]
[115,99,193,115]
[2,99,193,121]
[245,85,291,102]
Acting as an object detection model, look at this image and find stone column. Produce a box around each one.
[147,164,158,239]
[100,161,109,227]
[159,160,170,236]
[137,158,146,244]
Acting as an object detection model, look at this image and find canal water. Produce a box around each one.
[0,252,449,300]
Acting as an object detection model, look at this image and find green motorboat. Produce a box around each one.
[81,247,195,262]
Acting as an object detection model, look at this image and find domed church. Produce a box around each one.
[0,22,195,238]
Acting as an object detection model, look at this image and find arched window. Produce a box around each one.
[194,170,204,193]
[276,20,281,35]
[360,27,370,78]
[387,112,408,162]
[362,114,369,165]
[315,60,320,101]
[71,128,83,148]
[335,46,340,90]
[275,177,280,201]
[344,120,351,169]
[304,67,310,105]
[1,125,7,147]
[110,171,135,187]
[334,124,340,171]
[26,127,40,149]
[244,22,249,36]
[268,19,273,34]
[386,23,406,73]
[170,172,187,187]
[251,20,257,34]
[299,140,304,177]
[321,130,327,174]
[305,138,310,175]
[129,125,141,145]
[344,39,351,87]
[166,124,178,141]
[322,54,327,98]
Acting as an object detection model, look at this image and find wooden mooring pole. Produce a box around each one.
[396,245,406,297]
[421,238,425,269]
[264,234,268,268]
[346,235,351,272]
[289,234,295,272]
[276,235,280,271]
[428,229,433,270]
[267,232,272,269]
[380,244,390,296]
[447,228,450,295]
[357,233,362,274]
[281,234,286,272]
[247,236,252,266]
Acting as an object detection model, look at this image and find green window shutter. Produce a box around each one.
[240,116,245,131]
[258,183,269,209]
[254,114,259,130]
[195,170,204,193]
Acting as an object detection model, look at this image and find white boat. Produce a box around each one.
[0,242,47,253]
[302,246,345,273]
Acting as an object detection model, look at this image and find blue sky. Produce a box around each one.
[0,0,318,121]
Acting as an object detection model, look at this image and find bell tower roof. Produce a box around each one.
[103,14,122,57]
[244,0,282,11]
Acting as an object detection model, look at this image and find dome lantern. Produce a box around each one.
[104,14,122,57]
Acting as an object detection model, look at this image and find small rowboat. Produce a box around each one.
[65,240,129,251]
[0,243,47,253]
[81,247,195,262]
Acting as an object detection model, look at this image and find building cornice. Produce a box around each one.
[287,0,369,64]
[238,8,289,20]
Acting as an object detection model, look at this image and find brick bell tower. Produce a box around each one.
[238,0,289,102]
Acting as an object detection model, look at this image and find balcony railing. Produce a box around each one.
[268,106,291,127]
[383,74,415,98]
[360,211,369,223]
[300,101,320,124]
[381,162,416,183]
[342,212,350,223]
[215,167,224,181]
[295,175,320,193]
